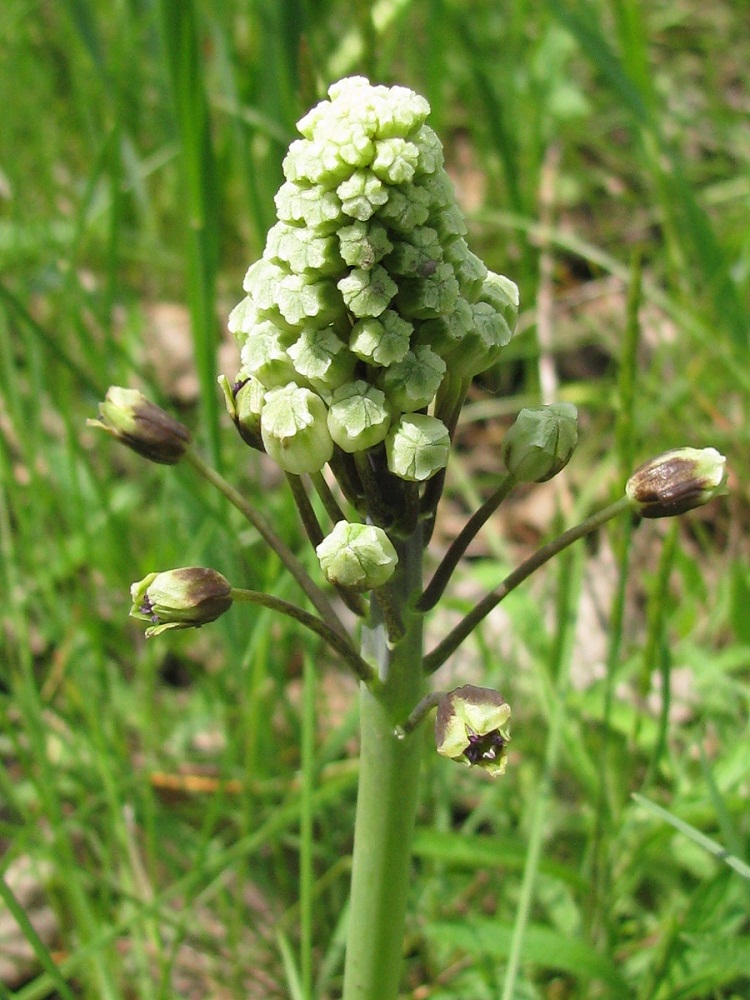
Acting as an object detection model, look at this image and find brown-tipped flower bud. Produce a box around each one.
[626,447,726,518]
[435,685,511,777]
[130,567,233,637]
[89,386,191,465]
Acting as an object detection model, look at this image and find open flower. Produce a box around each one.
[435,685,511,776]
[130,568,233,637]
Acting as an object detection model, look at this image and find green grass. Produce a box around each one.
[1,0,748,997]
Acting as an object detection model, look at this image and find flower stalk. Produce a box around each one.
[342,529,426,1000]
[424,496,632,674]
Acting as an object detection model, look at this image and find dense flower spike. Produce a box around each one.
[435,685,511,777]
[130,568,233,637]
[626,447,726,518]
[225,77,519,519]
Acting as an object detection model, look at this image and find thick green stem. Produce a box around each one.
[342,529,426,1000]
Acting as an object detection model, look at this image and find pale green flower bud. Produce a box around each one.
[380,346,446,413]
[337,169,389,221]
[274,181,342,235]
[130,567,233,637]
[287,326,356,394]
[412,125,444,175]
[327,381,392,453]
[265,222,342,277]
[384,226,443,278]
[626,447,726,518]
[218,374,265,450]
[316,520,398,592]
[349,311,413,367]
[338,265,398,318]
[435,685,511,777]
[275,272,342,328]
[413,298,473,356]
[480,271,520,330]
[239,320,297,388]
[376,184,431,233]
[371,137,420,184]
[502,403,578,482]
[397,261,460,320]
[89,386,191,465]
[385,414,450,482]
[261,384,333,474]
[338,220,393,270]
[444,238,488,302]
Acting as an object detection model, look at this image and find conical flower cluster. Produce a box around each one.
[228,76,518,504]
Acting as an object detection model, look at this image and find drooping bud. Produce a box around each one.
[435,685,511,777]
[260,384,334,475]
[89,386,191,465]
[218,374,265,451]
[501,403,578,482]
[316,521,398,592]
[385,414,450,482]
[625,447,726,518]
[130,567,233,637]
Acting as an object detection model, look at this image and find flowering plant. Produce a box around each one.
[91,77,726,1000]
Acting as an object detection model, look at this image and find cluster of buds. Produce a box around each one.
[89,78,728,782]
[224,77,518,535]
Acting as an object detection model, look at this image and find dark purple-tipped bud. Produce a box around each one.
[626,447,726,518]
[218,374,266,451]
[130,567,233,637]
[435,685,511,777]
[89,386,191,464]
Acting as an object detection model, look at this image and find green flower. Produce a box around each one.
[626,447,726,518]
[316,521,398,592]
[130,568,233,637]
[435,685,511,777]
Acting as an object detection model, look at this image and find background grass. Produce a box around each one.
[1,0,748,997]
